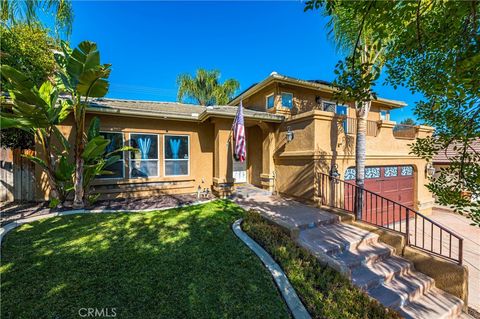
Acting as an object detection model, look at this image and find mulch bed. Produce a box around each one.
[0,193,215,226]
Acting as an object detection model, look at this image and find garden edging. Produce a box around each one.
[0,199,215,244]
[232,218,311,319]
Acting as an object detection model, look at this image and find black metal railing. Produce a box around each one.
[319,173,464,264]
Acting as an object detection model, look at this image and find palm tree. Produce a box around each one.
[177,69,240,106]
[0,0,73,37]
[320,2,388,218]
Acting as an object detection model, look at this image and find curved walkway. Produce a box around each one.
[232,219,311,319]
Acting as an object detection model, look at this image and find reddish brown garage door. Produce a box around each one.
[344,165,414,225]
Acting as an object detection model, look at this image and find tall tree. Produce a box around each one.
[306,0,479,225]
[0,23,57,150]
[177,69,239,106]
[0,0,73,37]
[56,41,111,208]
[305,1,388,218]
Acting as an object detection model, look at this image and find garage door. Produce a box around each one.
[344,166,414,225]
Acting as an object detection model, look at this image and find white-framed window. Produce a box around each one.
[380,110,389,120]
[98,132,125,179]
[164,135,189,176]
[129,133,159,178]
[322,101,337,112]
[281,92,293,108]
[266,94,275,109]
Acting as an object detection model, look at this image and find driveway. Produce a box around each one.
[430,208,480,312]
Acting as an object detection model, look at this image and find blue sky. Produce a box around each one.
[69,1,419,122]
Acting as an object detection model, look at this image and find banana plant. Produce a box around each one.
[82,117,136,204]
[1,65,72,203]
[55,40,111,208]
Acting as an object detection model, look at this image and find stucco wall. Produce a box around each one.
[268,109,435,214]
[35,113,215,200]
[243,84,395,121]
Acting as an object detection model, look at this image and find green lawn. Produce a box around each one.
[1,200,290,319]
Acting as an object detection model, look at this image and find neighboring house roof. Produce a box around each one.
[88,98,284,123]
[229,72,407,108]
[433,139,480,164]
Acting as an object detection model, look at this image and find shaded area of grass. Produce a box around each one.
[242,211,402,319]
[1,200,290,319]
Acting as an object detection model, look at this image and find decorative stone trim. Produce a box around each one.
[232,219,311,319]
[0,199,215,244]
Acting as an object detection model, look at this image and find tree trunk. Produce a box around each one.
[73,107,85,208]
[37,131,61,204]
[355,100,371,220]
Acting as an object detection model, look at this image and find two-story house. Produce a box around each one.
[34,72,434,214]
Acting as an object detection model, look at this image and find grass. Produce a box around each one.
[242,211,402,319]
[0,200,290,319]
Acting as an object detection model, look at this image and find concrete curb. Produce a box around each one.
[0,199,215,244]
[232,219,311,319]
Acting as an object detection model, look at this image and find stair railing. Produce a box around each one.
[318,173,464,265]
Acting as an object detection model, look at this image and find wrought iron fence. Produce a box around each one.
[318,173,463,264]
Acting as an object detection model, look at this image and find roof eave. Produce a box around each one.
[230,74,407,109]
[87,106,200,122]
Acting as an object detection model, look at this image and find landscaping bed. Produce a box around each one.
[0,193,213,226]
[1,200,289,319]
[242,210,402,319]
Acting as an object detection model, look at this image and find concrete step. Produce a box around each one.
[298,223,379,256]
[367,271,435,309]
[330,242,394,270]
[398,287,464,319]
[351,255,413,290]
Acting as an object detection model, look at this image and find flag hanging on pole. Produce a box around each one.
[233,101,246,162]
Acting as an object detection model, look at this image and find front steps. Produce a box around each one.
[296,220,464,319]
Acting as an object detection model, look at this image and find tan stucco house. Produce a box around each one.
[36,72,435,214]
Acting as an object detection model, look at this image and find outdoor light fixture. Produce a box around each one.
[426,162,436,178]
[330,164,340,180]
[286,126,294,142]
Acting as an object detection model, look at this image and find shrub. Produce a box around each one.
[242,210,402,319]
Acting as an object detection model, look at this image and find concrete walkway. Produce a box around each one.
[234,186,466,319]
[234,185,338,230]
[429,208,480,313]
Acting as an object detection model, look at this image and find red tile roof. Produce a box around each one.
[433,139,480,164]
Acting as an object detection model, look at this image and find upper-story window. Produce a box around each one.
[380,110,389,120]
[281,92,293,109]
[266,94,275,109]
[322,101,336,113]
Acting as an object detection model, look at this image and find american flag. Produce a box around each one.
[233,101,246,162]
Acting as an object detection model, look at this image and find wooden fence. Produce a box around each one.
[0,148,35,202]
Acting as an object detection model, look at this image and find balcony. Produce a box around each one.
[345,117,378,137]
[393,124,417,139]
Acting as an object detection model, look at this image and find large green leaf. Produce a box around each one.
[82,136,109,160]
[54,156,74,182]
[0,65,35,89]
[76,66,111,98]
[87,116,100,140]
[22,154,48,170]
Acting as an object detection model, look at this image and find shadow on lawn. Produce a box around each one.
[0,200,290,319]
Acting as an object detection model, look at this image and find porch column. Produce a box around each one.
[259,123,276,192]
[212,118,235,197]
